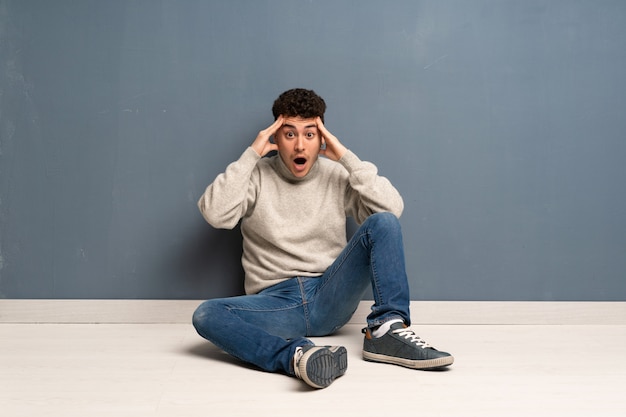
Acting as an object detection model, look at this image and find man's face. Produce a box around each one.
[274,116,322,178]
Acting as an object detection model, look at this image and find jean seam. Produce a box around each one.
[322,224,386,308]
[314,228,368,296]
[225,301,303,314]
[296,277,312,335]
[368,227,385,307]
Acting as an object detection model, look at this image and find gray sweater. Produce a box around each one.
[198,147,404,294]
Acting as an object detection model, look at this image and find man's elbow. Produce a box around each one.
[198,202,238,230]
[391,196,404,218]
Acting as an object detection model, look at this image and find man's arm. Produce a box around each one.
[197,116,284,229]
[316,117,404,223]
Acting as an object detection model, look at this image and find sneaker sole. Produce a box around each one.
[299,346,348,389]
[363,351,454,369]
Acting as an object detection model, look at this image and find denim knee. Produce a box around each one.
[192,299,220,337]
[364,212,401,234]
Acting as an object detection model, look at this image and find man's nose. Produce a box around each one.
[295,137,305,150]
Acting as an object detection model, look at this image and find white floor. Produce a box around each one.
[1,322,625,417]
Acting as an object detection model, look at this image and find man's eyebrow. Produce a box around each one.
[281,124,318,129]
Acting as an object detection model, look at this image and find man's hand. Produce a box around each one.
[316,117,347,161]
[251,115,284,157]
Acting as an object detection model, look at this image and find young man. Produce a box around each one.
[193,88,453,389]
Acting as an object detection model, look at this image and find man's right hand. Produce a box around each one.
[251,115,284,157]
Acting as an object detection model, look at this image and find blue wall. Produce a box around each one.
[1,0,625,300]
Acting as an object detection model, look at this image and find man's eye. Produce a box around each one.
[286,132,294,138]
[306,132,315,138]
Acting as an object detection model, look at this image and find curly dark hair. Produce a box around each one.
[272,88,326,122]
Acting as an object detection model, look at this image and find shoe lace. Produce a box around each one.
[392,328,432,349]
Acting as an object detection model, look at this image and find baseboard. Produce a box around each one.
[1,300,624,325]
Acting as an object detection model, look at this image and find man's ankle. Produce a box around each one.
[371,318,404,338]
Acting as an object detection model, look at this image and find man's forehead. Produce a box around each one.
[281,116,317,128]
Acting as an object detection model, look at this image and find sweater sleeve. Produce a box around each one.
[197,147,261,229]
[338,150,404,223]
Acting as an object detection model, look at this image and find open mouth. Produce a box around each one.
[292,157,308,174]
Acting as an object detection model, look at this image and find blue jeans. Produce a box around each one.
[192,212,411,375]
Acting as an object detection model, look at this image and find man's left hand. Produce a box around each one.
[316,117,347,161]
